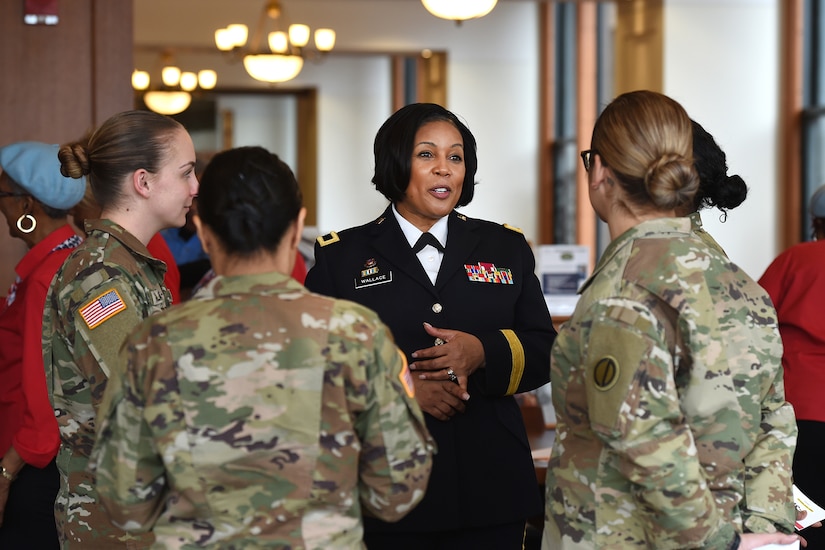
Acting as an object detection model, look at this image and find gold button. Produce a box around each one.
[432,303,443,313]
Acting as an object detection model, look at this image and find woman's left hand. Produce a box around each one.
[410,322,485,392]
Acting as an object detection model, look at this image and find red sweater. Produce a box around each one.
[0,225,80,466]
[759,239,825,423]
[148,233,181,304]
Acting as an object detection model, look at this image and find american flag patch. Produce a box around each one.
[79,289,127,329]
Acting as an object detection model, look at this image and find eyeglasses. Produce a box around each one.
[0,192,28,199]
[580,149,598,172]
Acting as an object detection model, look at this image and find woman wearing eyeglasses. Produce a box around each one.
[0,142,85,549]
[544,90,799,550]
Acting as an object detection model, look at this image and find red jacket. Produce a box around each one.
[759,239,825,422]
[0,225,80,466]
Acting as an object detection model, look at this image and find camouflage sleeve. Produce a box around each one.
[337,306,436,522]
[583,299,736,549]
[91,319,167,532]
[71,276,148,415]
[740,365,797,533]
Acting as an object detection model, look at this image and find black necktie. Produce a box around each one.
[412,232,445,253]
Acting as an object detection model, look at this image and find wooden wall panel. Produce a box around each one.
[0,0,134,294]
[614,0,663,96]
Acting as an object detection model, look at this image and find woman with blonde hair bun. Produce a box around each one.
[543,90,799,550]
[43,109,198,549]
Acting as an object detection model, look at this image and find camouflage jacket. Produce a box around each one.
[689,211,728,257]
[91,272,435,549]
[42,219,171,548]
[543,217,796,549]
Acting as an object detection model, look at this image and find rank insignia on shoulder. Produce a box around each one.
[375,216,386,225]
[457,213,467,221]
[593,356,619,391]
[79,289,127,329]
[503,223,523,234]
[317,231,340,247]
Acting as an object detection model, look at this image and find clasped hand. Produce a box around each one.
[408,323,485,421]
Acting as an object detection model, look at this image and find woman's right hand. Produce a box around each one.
[738,532,801,549]
[412,377,469,421]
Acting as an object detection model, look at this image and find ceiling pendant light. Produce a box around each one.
[214,0,336,84]
[133,53,216,116]
[421,0,498,23]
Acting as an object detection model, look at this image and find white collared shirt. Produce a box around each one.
[392,205,448,285]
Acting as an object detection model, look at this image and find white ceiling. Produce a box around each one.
[134,0,546,52]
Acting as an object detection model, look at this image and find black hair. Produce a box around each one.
[197,146,302,256]
[691,119,748,215]
[371,103,477,206]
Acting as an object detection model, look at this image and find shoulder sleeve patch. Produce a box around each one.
[79,288,128,329]
[503,223,523,234]
[397,349,415,398]
[585,321,650,436]
[316,231,340,247]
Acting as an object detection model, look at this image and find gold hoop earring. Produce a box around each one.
[16,214,36,234]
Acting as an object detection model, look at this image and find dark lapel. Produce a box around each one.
[435,211,480,290]
[368,206,439,295]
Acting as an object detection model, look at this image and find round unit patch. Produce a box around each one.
[593,356,619,391]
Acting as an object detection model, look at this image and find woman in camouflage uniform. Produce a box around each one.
[42,110,198,549]
[543,91,800,550]
[91,146,434,549]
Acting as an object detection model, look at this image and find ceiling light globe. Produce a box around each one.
[227,24,249,47]
[180,72,198,92]
[314,28,336,51]
[215,28,235,51]
[288,24,310,48]
[243,54,304,83]
[421,0,497,21]
[198,69,218,90]
[131,70,150,90]
[268,31,289,53]
[161,65,182,87]
[143,91,192,115]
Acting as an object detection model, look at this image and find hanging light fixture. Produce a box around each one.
[133,54,217,116]
[143,91,193,116]
[214,0,335,83]
[421,0,498,23]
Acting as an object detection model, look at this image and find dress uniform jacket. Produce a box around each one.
[305,206,555,533]
[544,217,796,549]
[42,219,171,549]
[91,272,435,549]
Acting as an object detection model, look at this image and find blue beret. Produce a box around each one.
[0,141,86,210]
[811,184,825,219]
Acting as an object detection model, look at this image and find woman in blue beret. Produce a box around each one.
[0,141,85,549]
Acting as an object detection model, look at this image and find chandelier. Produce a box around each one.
[132,53,217,116]
[214,0,335,83]
[421,0,498,22]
